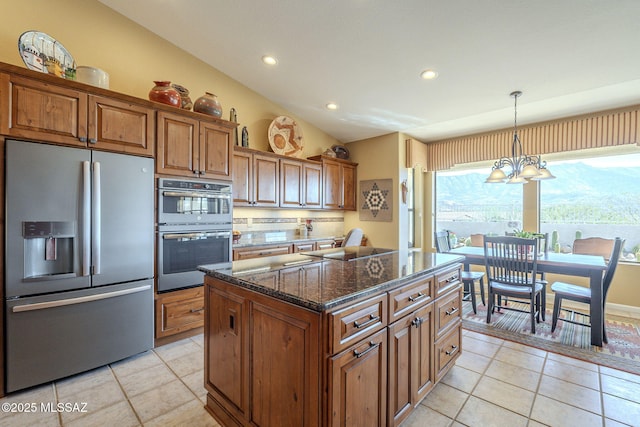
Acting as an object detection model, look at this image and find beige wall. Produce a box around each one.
[1,0,340,158]
[345,133,403,249]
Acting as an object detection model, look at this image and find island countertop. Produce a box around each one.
[199,248,464,311]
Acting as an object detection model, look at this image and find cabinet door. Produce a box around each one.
[322,160,342,209]
[155,287,204,338]
[303,162,322,209]
[205,284,248,416]
[156,111,198,177]
[253,153,279,207]
[88,95,154,156]
[329,328,387,427]
[387,304,433,427]
[199,121,232,179]
[232,150,253,206]
[280,158,303,208]
[1,74,87,146]
[341,163,357,211]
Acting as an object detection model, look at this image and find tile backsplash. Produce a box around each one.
[233,208,345,238]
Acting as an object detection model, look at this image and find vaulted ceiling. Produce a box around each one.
[100,0,640,143]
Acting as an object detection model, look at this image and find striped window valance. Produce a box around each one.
[411,104,640,172]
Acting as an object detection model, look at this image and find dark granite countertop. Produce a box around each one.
[199,249,464,312]
[232,230,341,248]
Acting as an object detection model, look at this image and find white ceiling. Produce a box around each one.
[100,0,640,143]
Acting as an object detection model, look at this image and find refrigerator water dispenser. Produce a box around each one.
[23,221,75,280]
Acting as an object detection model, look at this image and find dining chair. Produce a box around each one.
[550,237,624,343]
[483,236,544,333]
[342,228,364,247]
[434,231,486,314]
[502,232,549,320]
[572,237,615,260]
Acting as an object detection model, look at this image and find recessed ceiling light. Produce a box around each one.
[262,55,277,66]
[326,102,339,110]
[420,69,438,80]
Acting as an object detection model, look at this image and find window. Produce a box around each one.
[435,166,523,246]
[540,151,640,261]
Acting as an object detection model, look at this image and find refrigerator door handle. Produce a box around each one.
[92,161,101,275]
[82,161,91,276]
[11,284,152,313]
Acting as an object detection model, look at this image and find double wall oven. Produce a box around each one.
[157,178,233,292]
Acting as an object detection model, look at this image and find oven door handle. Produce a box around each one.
[162,231,231,240]
[162,191,231,199]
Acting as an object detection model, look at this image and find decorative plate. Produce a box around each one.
[268,116,304,157]
[18,31,75,78]
[331,144,350,160]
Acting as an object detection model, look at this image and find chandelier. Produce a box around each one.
[485,91,555,184]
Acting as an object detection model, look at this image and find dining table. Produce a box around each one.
[447,246,608,346]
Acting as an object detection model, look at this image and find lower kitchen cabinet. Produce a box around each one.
[232,243,291,260]
[205,279,321,427]
[387,304,433,427]
[329,328,388,427]
[155,287,205,339]
[203,261,462,427]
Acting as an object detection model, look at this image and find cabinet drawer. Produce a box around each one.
[233,244,291,260]
[388,275,433,323]
[435,265,461,297]
[155,287,205,338]
[434,325,461,382]
[434,287,462,338]
[329,294,387,354]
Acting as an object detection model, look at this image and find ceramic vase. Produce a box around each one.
[171,83,193,110]
[148,81,181,107]
[193,92,223,118]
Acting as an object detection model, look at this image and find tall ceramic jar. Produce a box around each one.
[148,81,181,107]
[193,92,223,118]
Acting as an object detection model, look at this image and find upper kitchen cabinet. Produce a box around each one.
[233,147,279,207]
[0,72,154,156]
[308,155,358,211]
[156,110,235,180]
[280,157,322,209]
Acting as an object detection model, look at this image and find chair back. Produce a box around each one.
[434,231,451,253]
[469,234,484,247]
[573,237,615,260]
[343,228,364,247]
[602,237,625,303]
[483,236,539,287]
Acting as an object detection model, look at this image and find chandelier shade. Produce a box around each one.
[485,91,555,184]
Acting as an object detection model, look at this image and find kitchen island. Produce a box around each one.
[199,247,465,427]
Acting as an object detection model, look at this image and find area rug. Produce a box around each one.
[462,300,640,375]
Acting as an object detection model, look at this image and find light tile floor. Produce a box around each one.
[1,329,640,426]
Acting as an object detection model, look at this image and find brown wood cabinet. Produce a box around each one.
[280,157,322,209]
[232,147,279,207]
[205,278,321,427]
[232,243,291,261]
[329,328,388,427]
[155,286,205,339]
[387,298,434,426]
[308,155,357,210]
[156,110,234,179]
[0,73,154,156]
[204,261,462,427]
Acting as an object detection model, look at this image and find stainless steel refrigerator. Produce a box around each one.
[5,139,154,393]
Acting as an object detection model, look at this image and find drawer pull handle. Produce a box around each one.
[353,314,380,329]
[445,307,459,316]
[190,307,205,313]
[445,345,459,356]
[408,292,427,302]
[353,341,380,358]
[411,317,424,328]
